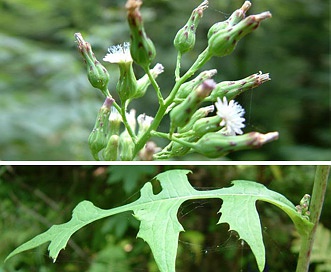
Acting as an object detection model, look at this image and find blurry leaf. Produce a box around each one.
[88,238,130,272]
[107,165,157,193]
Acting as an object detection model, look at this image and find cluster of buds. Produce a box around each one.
[206,1,272,58]
[87,98,159,160]
[157,71,277,159]
[296,194,311,220]
[76,0,279,160]
[154,1,278,159]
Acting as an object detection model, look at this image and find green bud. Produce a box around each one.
[75,33,110,97]
[178,105,215,133]
[117,62,138,103]
[126,0,156,69]
[88,97,114,160]
[176,69,217,100]
[174,0,208,54]
[108,106,122,135]
[119,132,135,161]
[207,2,271,57]
[207,1,250,39]
[192,115,222,137]
[102,135,119,161]
[168,141,192,158]
[206,71,270,102]
[170,79,216,133]
[132,63,164,100]
[156,135,195,159]
[189,131,279,158]
[296,194,311,219]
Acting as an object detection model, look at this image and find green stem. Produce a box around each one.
[146,68,164,107]
[181,47,212,80]
[295,165,330,272]
[133,47,212,157]
[175,52,182,81]
[119,104,137,143]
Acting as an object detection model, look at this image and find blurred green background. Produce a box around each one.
[0,0,329,160]
[1,165,330,271]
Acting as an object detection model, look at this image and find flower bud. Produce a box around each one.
[88,97,114,160]
[133,63,164,100]
[126,0,156,69]
[109,106,122,135]
[176,69,217,100]
[102,135,119,161]
[192,115,222,137]
[297,194,311,219]
[116,62,138,103]
[170,79,216,132]
[75,33,110,97]
[178,105,215,133]
[207,1,250,39]
[207,2,271,57]
[119,132,135,161]
[168,140,192,158]
[155,135,195,159]
[206,71,270,102]
[174,0,208,54]
[189,131,279,158]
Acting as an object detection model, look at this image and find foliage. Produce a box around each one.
[2,165,329,271]
[5,169,313,272]
[0,0,329,160]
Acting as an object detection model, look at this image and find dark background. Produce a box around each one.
[0,0,329,160]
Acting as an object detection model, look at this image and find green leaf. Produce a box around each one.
[6,169,313,272]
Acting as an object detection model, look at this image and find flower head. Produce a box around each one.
[215,97,245,136]
[109,106,122,123]
[137,113,154,129]
[137,113,154,135]
[103,42,132,63]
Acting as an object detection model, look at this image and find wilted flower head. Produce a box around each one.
[103,42,132,63]
[215,97,245,136]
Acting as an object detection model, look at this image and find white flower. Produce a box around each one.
[137,113,154,134]
[109,106,122,123]
[150,63,164,76]
[126,109,136,129]
[215,97,245,136]
[103,42,132,63]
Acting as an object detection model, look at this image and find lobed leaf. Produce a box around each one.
[6,169,313,272]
